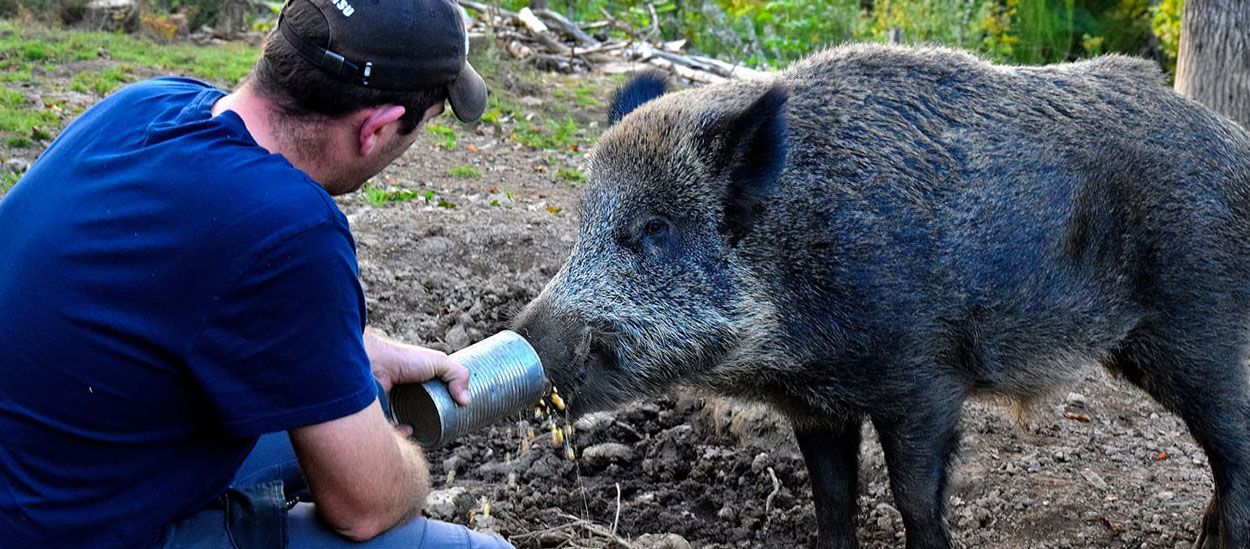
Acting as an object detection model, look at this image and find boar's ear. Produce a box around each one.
[608,71,670,125]
[708,85,789,246]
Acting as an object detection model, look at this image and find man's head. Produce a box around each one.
[250,0,487,193]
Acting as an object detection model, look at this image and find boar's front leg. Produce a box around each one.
[871,392,965,549]
[794,413,864,549]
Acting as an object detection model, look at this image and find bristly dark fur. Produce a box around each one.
[607,71,669,125]
[515,44,1250,549]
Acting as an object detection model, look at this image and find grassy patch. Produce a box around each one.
[448,164,481,178]
[69,64,135,96]
[0,87,58,148]
[514,115,582,152]
[0,21,257,84]
[1,170,20,195]
[556,85,599,108]
[424,123,456,150]
[555,168,585,183]
[362,184,419,207]
[0,20,257,148]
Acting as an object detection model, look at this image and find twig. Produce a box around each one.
[645,3,660,40]
[535,7,600,47]
[610,482,622,539]
[457,0,516,19]
[764,466,781,517]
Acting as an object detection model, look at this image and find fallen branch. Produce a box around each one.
[535,8,600,47]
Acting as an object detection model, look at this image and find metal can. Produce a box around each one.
[389,330,548,448]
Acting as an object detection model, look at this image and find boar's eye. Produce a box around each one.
[643,218,669,238]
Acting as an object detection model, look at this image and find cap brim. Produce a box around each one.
[447,62,487,123]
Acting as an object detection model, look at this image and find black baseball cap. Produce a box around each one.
[278,0,488,123]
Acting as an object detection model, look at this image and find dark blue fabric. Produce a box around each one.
[0,78,377,548]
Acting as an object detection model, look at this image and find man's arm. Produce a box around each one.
[289,330,471,542]
[290,399,429,542]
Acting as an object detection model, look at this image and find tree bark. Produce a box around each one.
[1174,0,1250,129]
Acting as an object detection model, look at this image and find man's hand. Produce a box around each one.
[364,328,471,405]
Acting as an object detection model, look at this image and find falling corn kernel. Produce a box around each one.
[563,424,573,437]
[550,423,559,444]
[565,446,577,461]
[482,500,491,518]
[550,392,566,411]
[526,428,535,441]
[533,407,543,420]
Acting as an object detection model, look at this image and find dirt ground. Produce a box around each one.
[1,48,1217,549]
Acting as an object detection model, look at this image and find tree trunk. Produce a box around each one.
[1174,0,1250,129]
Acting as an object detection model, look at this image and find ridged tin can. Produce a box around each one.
[389,330,548,448]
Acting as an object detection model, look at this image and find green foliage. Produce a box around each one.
[514,115,582,151]
[69,64,134,95]
[1,169,19,195]
[1151,0,1182,72]
[493,0,1173,71]
[555,85,600,108]
[425,123,456,150]
[555,168,585,183]
[448,164,482,178]
[362,184,419,207]
[0,20,256,147]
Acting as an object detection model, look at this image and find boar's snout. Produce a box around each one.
[512,300,612,416]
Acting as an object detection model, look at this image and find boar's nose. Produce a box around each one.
[512,302,590,381]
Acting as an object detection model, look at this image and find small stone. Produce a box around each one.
[633,533,692,549]
[751,452,772,473]
[572,411,614,434]
[1156,490,1175,501]
[444,324,469,349]
[582,443,636,468]
[1065,392,1087,408]
[4,158,29,174]
[425,487,466,520]
[443,455,466,474]
[1079,468,1108,490]
[717,504,736,520]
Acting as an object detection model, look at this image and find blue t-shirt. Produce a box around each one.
[0,78,378,547]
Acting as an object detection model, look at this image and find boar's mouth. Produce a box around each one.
[553,327,625,414]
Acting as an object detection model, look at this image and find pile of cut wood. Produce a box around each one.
[457,1,768,84]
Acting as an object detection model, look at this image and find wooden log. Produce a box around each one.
[516,7,549,34]
[534,8,600,46]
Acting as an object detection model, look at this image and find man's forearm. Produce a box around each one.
[391,430,432,526]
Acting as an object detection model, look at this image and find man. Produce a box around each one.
[0,0,510,546]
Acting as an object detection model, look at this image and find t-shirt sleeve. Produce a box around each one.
[188,219,377,438]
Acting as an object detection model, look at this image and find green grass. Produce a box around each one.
[362,184,419,207]
[0,86,58,149]
[1,170,20,195]
[448,164,481,178]
[514,115,582,151]
[555,85,599,108]
[69,64,135,96]
[424,123,456,150]
[555,168,585,183]
[0,20,258,148]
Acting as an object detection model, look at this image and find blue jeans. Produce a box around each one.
[160,384,511,548]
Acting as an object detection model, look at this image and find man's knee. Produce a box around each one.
[287,504,513,548]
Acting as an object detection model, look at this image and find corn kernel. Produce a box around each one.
[550,392,566,411]
[565,446,576,461]
[563,424,573,437]
[550,423,559,444]
[482,500,491,518]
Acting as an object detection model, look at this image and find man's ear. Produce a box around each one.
[357,105,407,157]
[704,85,790,246]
